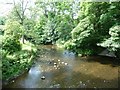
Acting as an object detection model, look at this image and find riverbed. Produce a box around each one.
[3,45,119,88]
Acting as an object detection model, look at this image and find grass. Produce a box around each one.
[21,40,37,52]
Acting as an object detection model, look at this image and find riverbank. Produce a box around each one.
[2,41,37,86]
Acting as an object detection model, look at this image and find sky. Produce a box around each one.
[0,0,13,16]
[0,0,35,17]
[0,0,119,17]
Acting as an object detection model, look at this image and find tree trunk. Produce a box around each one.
[22,35,25,44]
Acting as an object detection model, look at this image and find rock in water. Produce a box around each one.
[54,65,56,67]
[48,61,52,64]
[54,63,57,65]
[41,76,45,80]
[65,63,68,65]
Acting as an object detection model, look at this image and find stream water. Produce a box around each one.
[3,45,119,88]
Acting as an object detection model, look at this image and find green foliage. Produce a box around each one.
[2,41,37,81]
[2,0,38,82]
[98,25,120,52]
[32,1,80,45]
[4,20,23,39]
[65,2,120,56]
[2,36,21,54]
[0,17,6,25]
[2,50,34,80]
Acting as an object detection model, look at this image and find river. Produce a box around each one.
[3,45,119,88]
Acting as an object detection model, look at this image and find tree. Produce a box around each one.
[33,0,80,44]
[8,0,30,43]
[4,20,23,39]
[0,17,6,25]
[98,25,120,59]
[65,2,120,55]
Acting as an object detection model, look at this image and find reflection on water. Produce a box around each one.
[3,45,119,88]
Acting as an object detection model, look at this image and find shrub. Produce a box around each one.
[2,36,21,54]
[98,25,120,59]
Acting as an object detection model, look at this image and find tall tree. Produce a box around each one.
[33,0,80,44]
[8,0,30,43]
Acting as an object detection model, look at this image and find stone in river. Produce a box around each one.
[58,59,60,62]
[41,76,45,80]
[12,80,15,82]
[48,61,52,64]
[54,65,56,68]
[65,63,68,65]
[54,63,57,65]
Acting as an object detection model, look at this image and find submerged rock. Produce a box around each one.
[48,61,52,64]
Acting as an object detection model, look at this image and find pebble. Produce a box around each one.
[65,63,68,65]
[61,62,64,64]
[79,81,82,84]
[83,84,86,86]
[104,80,106,82]
[54,65,56,68]
[54,63,57,65]
[58,59,60,62]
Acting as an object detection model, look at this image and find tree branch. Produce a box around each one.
[13,0,22,22]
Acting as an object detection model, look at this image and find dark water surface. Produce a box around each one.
[3,45,119,88]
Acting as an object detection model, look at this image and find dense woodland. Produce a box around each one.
[0,0,120,82]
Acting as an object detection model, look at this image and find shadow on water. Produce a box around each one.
[84,56,120,67]
[3,45,119,88]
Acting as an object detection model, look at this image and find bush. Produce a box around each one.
[2,36,21,54]
[2,50,34,80]
[98,25,120,51]
[64,17,99,55]
[98,25,120,59]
